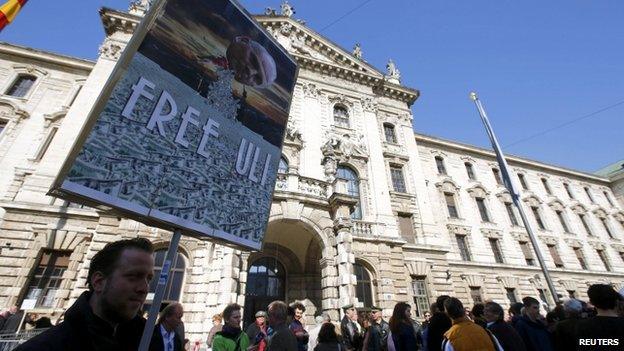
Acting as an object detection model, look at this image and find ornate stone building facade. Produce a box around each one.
[0,1,623,343]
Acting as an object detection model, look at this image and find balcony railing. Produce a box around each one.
[352,220,383,237]
[274,173,329,199]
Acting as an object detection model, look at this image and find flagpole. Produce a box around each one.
[469,92,559,306]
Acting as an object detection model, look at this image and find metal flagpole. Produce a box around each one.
[138,228,182,351]
[469,92,560,306]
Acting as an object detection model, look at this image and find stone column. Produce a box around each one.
[334,218,357,308]
[217,247,241,305]
[329,178,359,309]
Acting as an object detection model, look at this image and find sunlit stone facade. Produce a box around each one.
[0,2,622,344]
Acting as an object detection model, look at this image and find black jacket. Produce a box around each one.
[340,316,363,351]
[15,291,146,351]
[426,312,451,351]
[150,323,184,351]
[487,320,527,351]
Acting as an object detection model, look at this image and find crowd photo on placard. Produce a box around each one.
[1,238,622,351]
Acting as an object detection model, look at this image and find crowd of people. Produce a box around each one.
[7,238,624,351]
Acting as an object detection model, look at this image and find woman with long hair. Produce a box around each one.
[314,322,344,351]
[389,302,417,351]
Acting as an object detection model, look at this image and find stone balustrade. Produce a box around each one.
[352,220,378,237]
[274,173,329,199]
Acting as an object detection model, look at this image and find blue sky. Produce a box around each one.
[2,0,622,173]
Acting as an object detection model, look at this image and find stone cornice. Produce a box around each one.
[96,10,420,106]
[414,133,611,184]
[0,200,99,219]
[0,42,94,72]
[255,16,381,75]
[254,16,419,106]
[100,7,140,36]
[289,50,418,106]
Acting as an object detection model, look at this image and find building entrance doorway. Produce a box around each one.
[243,257,285,327]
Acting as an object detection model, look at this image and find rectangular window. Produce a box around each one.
[596,250,611,272]
[444,193,459,218]
[435,157,447,175]
[489,238,505,264]
[573,247,588,270]
[584,187,595,204]
[547,244,564,268]
[620,251,624,263]
[383,123,397,143]
[579,214,593,236]
[470,287,483,303]
[33,127,58,161]
[506,288,518,304]
[505,202,519,226]
[465,163,476,180]
[518,174,529,190]
[604,191,614,207]
[555,210,570,233]
[6,75,36,97]
[0,119,6,136]
[23,250,71,308]
[564,183,574,199]
[398,213,416,244]
[520,241,535,266]
[390,165,407,193]
[333,106,350,128]
[476,198,490,222]
[531,206,546,230]
[411,277,430,318]
[492,168,502,185]
[541,178,552,195]
[600,218,614,239]
[456,235,471,261]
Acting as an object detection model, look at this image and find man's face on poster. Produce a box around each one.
[226,36,277,87]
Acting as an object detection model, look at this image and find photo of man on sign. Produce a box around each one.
[53,0,297,250]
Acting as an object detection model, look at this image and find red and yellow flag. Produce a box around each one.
[0,0,28,32]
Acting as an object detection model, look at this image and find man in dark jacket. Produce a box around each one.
[266,301,298,351]
[514,297,553,351]
[366,306,389,351]
[289,302,309,351]
[426,295,452,351]
[15,238,155,351]
[575,284,624,351]
[484,301,527,351]
[552,298,583,351]
[340,304,364,351]
[150,303,184,351]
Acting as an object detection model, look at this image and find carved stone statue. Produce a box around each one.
[128,0,152,15]
[352,43,362,60]
[385,59,401,83]
[291,34,310,55]
[339,134,366,159]
[265,7,277,16]
[280,1,294,17]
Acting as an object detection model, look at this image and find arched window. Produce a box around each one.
[149,249,186,303]
[333,105,350,128]
[278,156,289,173]
[337,165,362,219]
[383,123,397,143]
[354,262,373,307]
[6,74,37,98]
[244,257,286,327]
